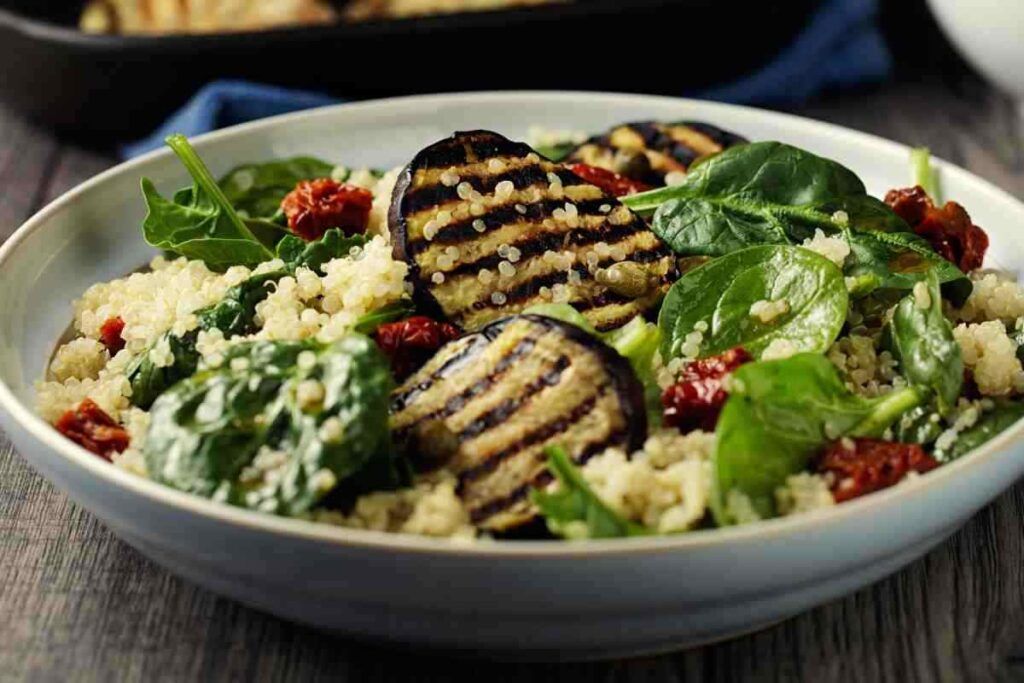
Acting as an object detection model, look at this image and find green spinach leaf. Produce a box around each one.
[352,300,417,335]
[531,445,648,539]
[142,135,274,270]
[933,402,1024,463]
[622,141,908,256]
[276,229,367,273]
[658,245,847,360]
[220,156,335,221]
[144,335,394,516]
[712,353,924,524]
[522,303,598,334]
[843,230,972,306]
[890,270,963,412]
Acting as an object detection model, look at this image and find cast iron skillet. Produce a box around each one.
[0,0,819,141]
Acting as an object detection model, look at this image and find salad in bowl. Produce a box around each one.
[37,119,1021,543]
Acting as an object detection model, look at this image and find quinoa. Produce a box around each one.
[801,228,850,266]
[955,271,1024,323]
[775,472,835,516]
[953,321,1024,396]
[576,429,716,534]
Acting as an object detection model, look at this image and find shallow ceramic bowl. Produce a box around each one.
[2,93,1024,661]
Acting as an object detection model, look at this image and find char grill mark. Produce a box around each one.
[390,315,646,531]
[566,120,748,186]
[393,334,538,439]
[390,130,676,332]
[466,432,625,524]
[402,166,584,215]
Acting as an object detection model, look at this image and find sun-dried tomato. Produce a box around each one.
[374,316,461,380]
[884,185,989,272]
[817,438,939,503]
[54,399,130,461]
[568,163,652,198]
[280,178,373,241]
[99,316,126,355]
[661,348,751,432]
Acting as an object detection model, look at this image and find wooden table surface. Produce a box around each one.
[2,73,1024,682]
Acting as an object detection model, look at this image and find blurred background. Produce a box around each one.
[0,0,1020,152]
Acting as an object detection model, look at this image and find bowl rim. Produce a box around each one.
[2,89,1023,559]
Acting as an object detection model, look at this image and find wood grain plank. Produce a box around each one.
[2,74,1024,682]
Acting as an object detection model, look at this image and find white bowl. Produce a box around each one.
[927,0,1024,101]
[2,92,1024,661]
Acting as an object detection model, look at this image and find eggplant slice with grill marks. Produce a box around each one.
[391,314,646,532]
[566,121,747,187]
[389,130,677,333]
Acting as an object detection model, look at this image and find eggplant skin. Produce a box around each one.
[391,314,647,532]
[566,120,748,187]
[389,130,677,333]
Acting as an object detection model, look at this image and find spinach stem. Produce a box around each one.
[164,134,274,258]
[849,386,925,438]
[911,147,941,203]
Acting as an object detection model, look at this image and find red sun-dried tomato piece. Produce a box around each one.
[568,163,652,198]
[661,347,752,433]
[817,438,939,503]
[54,398,130,461]
[99,316,126,355]
[280,178,373,241]
[374,316,461,380]
[884,185,989,272]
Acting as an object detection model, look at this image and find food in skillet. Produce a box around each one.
[79,0,563,34]
[37,122,1020,541]
[80,0,337,34]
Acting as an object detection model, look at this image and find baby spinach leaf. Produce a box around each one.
[276,229,367,273]
[658,245,847,360]
[128,229,369,409]
[712,353,924,524]
[145,335,395,516]
[622,141,908,256]
[220,156,335,221]
[894,404,944,446]
[125,330,201,410]
[142,135,274,270]
[933,402,1024,463]
[843,230,972,306]
[531,445,649,539]
[352,300,417,335]
[890,270,963,412]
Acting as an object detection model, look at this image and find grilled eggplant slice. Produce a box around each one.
[391,314,646,531]
[389,130,676,332]
[566,121,747,187]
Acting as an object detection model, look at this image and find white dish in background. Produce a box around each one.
[1,92,1024,661]
[927,0,1024,102]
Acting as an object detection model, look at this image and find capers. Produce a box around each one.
[596,261,655,298]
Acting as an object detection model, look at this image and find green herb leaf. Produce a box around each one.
[144,335,395,516]
[622,141,908,256]
[658,245,847,361]
[220,156,335,221]
[712,354,924,524]
[843,229,972,306]
[890,270,963,412]
[934,402,1024,463]
[352,300,417,335]
[125,330,201,410]
[276,228,368,273]
[531,445,648,539]
[141,135,274,270]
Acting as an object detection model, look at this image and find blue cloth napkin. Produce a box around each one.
[122,0,891,159]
